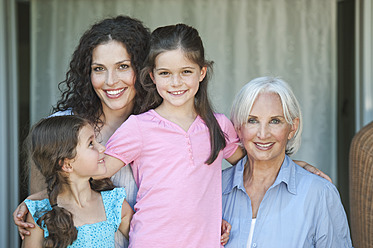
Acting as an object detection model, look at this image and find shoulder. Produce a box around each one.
[213,113,236,133]
[120,111,154,128]
[101,187,127,201]
[213,113,230,123]
[49,109,73,117]
[292,162,339,197]
[101,188,127,214]
[222,166,236,182]
[222,157,246,192]
[101,188,127,226]
[24,198,51,212]
[222,166,235,191]
[24,199,51,227]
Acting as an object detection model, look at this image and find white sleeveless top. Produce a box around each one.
[247,219,256,248]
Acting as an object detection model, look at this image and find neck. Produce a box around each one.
[155,102,197,121]
[99,104,133,144]
[243,155,285,188]
[155,103,197,132]
[58,178,94,208]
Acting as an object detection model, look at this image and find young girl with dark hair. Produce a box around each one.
[22,116,133,248]
[103,23,244,247]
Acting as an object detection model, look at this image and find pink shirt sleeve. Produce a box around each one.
[216,113,239,159]
[105,115,143,165]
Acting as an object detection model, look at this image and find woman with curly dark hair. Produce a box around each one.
[14,15,150,248]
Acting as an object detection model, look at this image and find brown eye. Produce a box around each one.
[93,66,104,72]
[119,64,129,70]
[159,71,169,76]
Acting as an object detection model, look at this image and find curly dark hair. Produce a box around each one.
[53,16,150,132]
[140,24,226,164]
[27,116,115,247]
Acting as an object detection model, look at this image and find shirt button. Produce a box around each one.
[252,243,257,247]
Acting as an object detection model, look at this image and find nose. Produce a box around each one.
[170,74,182,87]
[257,123,270,139]
[106,70,119,86]
[96,142,106,153]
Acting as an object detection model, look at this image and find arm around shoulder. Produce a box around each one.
[294,160,332,183]
[226,147,245,165]
[13,190,47,239]
[21,212,44,248]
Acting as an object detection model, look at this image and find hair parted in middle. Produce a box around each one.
[53,15,151,131]
[27,115,114,247]
[139,23,226,164]
[230,76,303,155]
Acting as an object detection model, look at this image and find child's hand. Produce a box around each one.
[13,202,34,239]
[220,219,231,246]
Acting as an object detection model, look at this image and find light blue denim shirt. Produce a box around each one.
[222,155,353,248]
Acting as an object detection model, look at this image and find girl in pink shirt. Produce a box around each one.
[103,23,244,248]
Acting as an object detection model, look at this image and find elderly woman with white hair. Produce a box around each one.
[222,77,352,247]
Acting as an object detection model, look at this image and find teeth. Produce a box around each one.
[106,88,124,95]
[256,143,273,148]
[171,90,185,95]
[98,158,104,163]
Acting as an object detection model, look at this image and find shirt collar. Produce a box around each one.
[271,155,297,195]
[223,155,297,195]
[222,156,247,195]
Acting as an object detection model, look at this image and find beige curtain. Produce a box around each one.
[1,0,20,247]
[31,0,337,179]
[356,0,373,129]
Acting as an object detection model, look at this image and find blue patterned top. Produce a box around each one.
[25,188,127,247]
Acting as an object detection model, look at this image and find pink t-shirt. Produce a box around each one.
[105,110,239,248]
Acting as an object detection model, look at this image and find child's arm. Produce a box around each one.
[14,190,48,239]
[93,155,126,180]
[21,212,44,248]
[226,147,245,165]
[118,200,134,240]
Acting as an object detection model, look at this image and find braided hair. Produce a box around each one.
[27,116,114,247]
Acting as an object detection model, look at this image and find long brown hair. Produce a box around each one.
[27,116,114,247]
[140,24,226,164]
[53,16,150,132]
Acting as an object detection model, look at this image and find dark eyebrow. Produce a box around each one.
[181,66,195,70]
[154,66,196,72]
[91,59,131,66]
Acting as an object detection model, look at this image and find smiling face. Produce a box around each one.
[67,124,107,178]
[238,92,299,165]
[150,48,206,112]
[91,40,136,116]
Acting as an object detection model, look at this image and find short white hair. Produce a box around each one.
[230,76,303,155]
